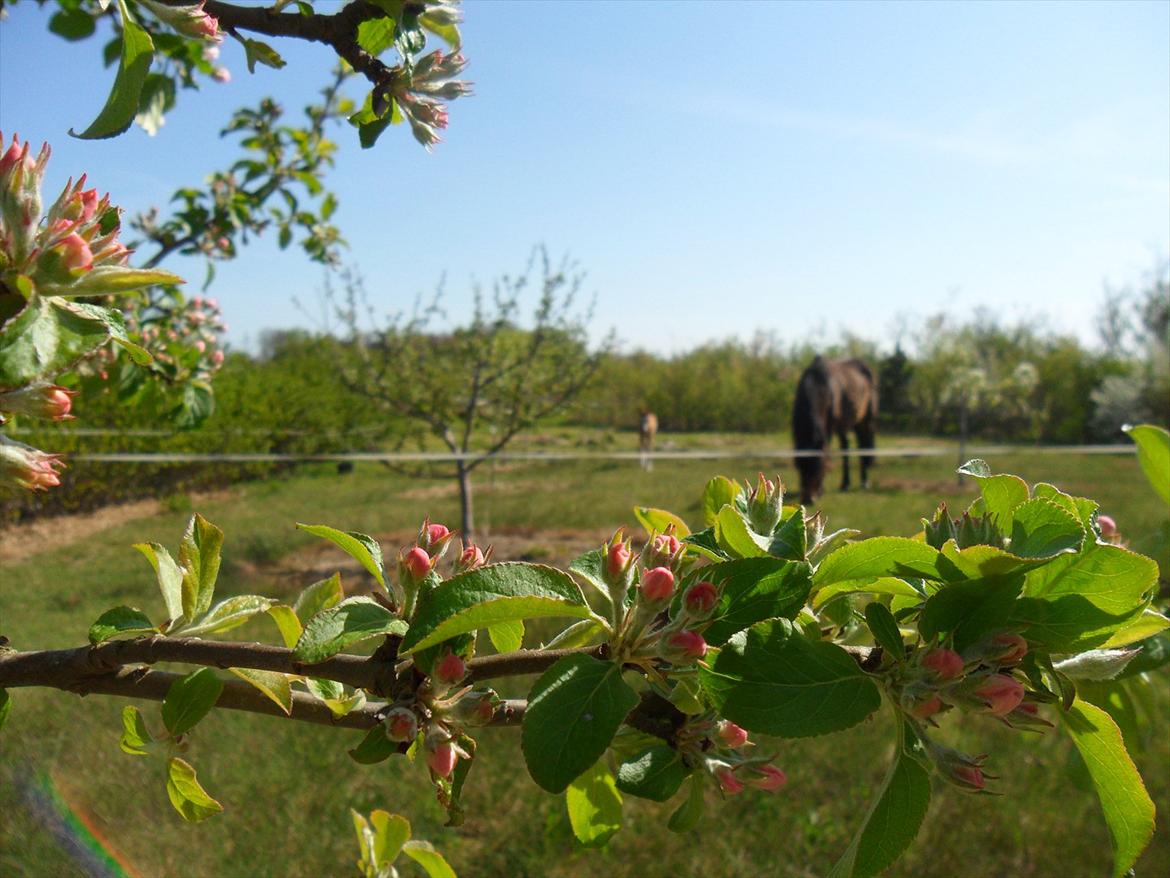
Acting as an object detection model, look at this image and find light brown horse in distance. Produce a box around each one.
[791,357,877,505]
[639,410,658,470]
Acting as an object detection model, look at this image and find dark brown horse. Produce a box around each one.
[792,357,877,505]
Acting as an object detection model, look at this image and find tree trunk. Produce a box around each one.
[457,461,475,541]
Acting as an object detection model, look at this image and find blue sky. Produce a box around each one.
[2,0,1167,355]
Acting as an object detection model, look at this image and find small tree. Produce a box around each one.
[339,248,609,538]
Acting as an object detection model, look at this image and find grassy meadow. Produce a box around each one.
[1,431,1167,878]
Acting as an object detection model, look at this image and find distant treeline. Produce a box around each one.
[4,278,1166,523]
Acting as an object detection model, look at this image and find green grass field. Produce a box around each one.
[2,434,1167,877]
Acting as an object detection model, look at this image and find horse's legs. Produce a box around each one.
[856,419,875,490]
[838,427,851,491]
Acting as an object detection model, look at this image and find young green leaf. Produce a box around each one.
[177,514,224,621]
[401,840,457,878]
[689,557,813,646]
[296,524,386,588]
[88,606,157,644]
[702,475,742,527]
[715,506,768,558]
[812,577,924,611]
[812,537,944,592]
[522,655,640,793]
[1124,424,1170,505]
[165,757,223,823]
[293,597,408,664]
[959,462,1030,531]
[633,506,690,537]
[349,726,400,765]
[566,759,624,848]
[1008,498,1083,559]
[568,549,612,606]
[369,810,411,869]
[767,507,808,560]
[829,720,931,878]
[181,595,273,637]
[399,563,593,656]
[699,619,881,737]
[863,602,904,655]
[919,574,1023,652]
[667,773,706,833]
[119,705,153,756]
[71,0,153,139]
[293,572,344,624]
[161,667,224,736]
[266,605,302,648]
[487,619,525,653]
[133,541,184,624]
[616,745,689,802]
[227,668,292,715]
[1061,699,1156,878]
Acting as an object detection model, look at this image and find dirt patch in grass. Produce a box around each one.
[0,488,237,564]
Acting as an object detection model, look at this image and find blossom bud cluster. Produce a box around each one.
[677,716,787,798]
[745,472,785,533]
[391,50,473,150]
[137,1,223,44]
[0,436,65,491]
[99,295,228,382]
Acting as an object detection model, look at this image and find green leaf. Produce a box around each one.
[568,549,612,606]
[401,840,457,878]
[691,558,813,646]
[699,619,881,737]
[369,810,411,868]
[181,595,273,637]
[134,541,184,624]
[487,619,524,653]
[349,725,399,764]
[566,759,623,848]
[829,720,931,878]
[306,678,366,718]
[812,577,924,611]
[60,265,184,298]
[399,563,592,656]
[0,689,10,732]
[702,476,742,527]
[119,705,153,756]
[1125,424,1170,505]
[616,745,689,802]
[227,668,292,715]
[296,524,385,588]
[178,514,223,621]
[267,605,302,648]
[293,572,344,624]
[165,757,223,823]
[681,527,729,561]
[1060,699,1156,878]
[1102,608,1170,649]
[0,297,135,390]
[958,461,1029,531]
[936,541,1052,580]
[1008,498,1083,559]
[522,655,639,793]
[633,506,690,538]
[71,0,153,139]
[863,602,904,655]
[293,597,408,664]
[89,605,156,644]
[715,506,767,558]
[241,38,286,73]
[50,8,96,40]
[1013,543,1158,651]
[161,668,224,736]
[420,13,462,49]
[767,507,808,560]
[813,538,944,592]
[357,17,397,56]
[543,618,607,650]
[667,774,706,833]
[919,575,1023,652]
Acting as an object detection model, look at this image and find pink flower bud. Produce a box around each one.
[433,652,467,685]
[647,531,683,568]
[195,12,220,41]
[427,741,458,778]
[455,541,490,573]
[952,765,985,791]
[384,707,418,742]
[211,349,225,366]
[715,766,744,796]
[665,630,707,662]
[716,720,749,748]
[908,693,944,720]
[194,339,206,353]
[920,648,965,681]
[1097,514,1117,539]
[212,67,231,83]
[0,384,75,421]
[606,538,631,581]
[0,138,25,176]
[404,546,431,581]
[684,580,719,617]
[991,634,1028,665]
[57,233,93,272]
[0,438,66,492]
[972,674,1025,717]
[639,566,675,603]
[746,764,787,793]
[78,188,99,222]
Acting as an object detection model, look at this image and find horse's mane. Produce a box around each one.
[792,357,829,451]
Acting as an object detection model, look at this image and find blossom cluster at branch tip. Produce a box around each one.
[0,436,66,492]
[0,384,76,422]
[136,0,223,45]
[393,50,473,150]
